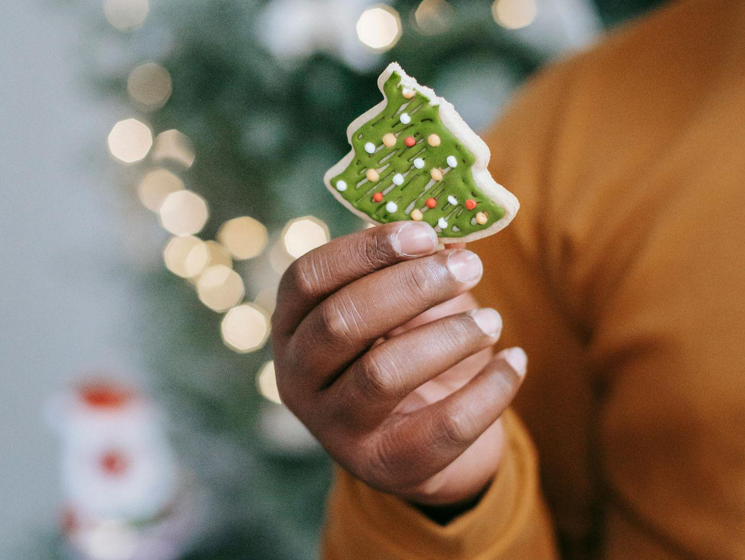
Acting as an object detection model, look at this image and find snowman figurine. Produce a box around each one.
[49,380,200,560]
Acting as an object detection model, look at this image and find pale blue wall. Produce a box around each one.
[0,0,141,549]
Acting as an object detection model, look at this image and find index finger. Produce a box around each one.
[272,221,438,339]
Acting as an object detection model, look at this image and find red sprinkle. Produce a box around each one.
[405,136,416,147]
[373,193,383,203]
[465,199,477,210]
[425,198,437,209]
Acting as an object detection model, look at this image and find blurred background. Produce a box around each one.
[1,0,667,558]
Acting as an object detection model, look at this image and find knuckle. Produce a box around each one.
[357,435,401,490]
[397,262,440,305]
[285,254,326,300]
[318,294,364,345]
[359,229,398,266]
[353,351,401,399]
[438,407,476,447]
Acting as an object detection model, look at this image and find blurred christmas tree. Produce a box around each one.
[49,0,666,558]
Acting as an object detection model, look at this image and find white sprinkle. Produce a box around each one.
[447,195,458,206]
[400,113,411,125]
[438,218,448,229]
[336,180,347,192]
[393,173,404,185]
[414,158,424,169]
[447,155,458,168]
[385,201,398,213]
[365,142,376,154]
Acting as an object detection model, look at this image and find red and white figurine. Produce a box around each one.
[48,379,201,560]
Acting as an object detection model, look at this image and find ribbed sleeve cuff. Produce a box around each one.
[322,410,557,560]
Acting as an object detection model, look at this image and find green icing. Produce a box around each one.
[331,72,505,237]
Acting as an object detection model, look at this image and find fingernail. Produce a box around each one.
[470,308,502,337]
[446,250,483,283]
[392,223,438,256]
[503,347,527,377]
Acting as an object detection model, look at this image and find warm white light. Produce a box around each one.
[104,0,149,31]
[492,0,537,29]
[163,236,208,278]
[257,361,281,404]
[137,168,183,211]
[127,62,172,108]
[282,217,330,259]
[221,304,270,353]
[414,0,454,35]
[199,241,233,272]
[197,265,245,312]
[151,130,195,168]
[158,190,209,235]
[107,118,152,163]
[216,216,268,260]
[356,5,402,51]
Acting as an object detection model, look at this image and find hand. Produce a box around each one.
[271,221,527,507]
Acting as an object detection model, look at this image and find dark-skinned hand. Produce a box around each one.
[272,221,527,508]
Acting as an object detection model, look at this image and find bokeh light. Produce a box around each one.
[414,0,454,35]
[257,361,281,404]
[151,130,196,168]
[163,236,208,278]
[107,118,152,163]
[197,265,245,312]
[216,216,268,260]
[201,241,233,270]
[492,0,537,29]
[158,190,209,235]
[221,304,270,354]
[281,217,330,259]
[137,168,183,212]
[356,5,402,51]
[127,62,172,108]
[104,0,149,31]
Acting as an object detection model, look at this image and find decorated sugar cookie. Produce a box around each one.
[324,62,519,243]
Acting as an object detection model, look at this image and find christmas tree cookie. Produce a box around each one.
[324,62,519,243]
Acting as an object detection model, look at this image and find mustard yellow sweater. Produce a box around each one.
[322,0,745,557]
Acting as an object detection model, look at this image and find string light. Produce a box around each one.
[201,241,233,270]
[221,304,270,353]
[216,216,268,260]
[356,5,402,51]
[256,361,281,404]
[137,168,183,212]
[158,190,209,235]
[163,236,209,278]
[492,0,537,29]
[151,130,196,168]
[107,118,152,163]
[414,0,454,35]
[103,0,149,31]
[127,62,172,109]
[281,217,330,259]
[197,265,245,312]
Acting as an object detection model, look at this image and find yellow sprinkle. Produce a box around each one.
[430,168,443,181]
[382,133,397,147]
[366,168,380,182]
[410,209,423,221]
[476,212,488,225]
[402,88,415,99]
[428,134,441,147]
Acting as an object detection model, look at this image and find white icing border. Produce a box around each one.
[323,62,519,244]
